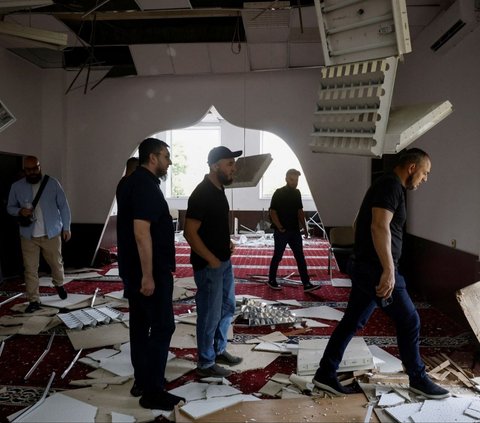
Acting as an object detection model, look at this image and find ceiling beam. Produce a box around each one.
[23,9,249,21]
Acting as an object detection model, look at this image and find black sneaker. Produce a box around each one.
[409,376,450,399]
[304,282,321,293]
[139,390,185,411]
[216,350,243,366]
[267,279,282,290]
[312,369,358,396]
[196,363,232,378]
[130,381,143,397]
[55,285,68,300]
[25,301,41,313]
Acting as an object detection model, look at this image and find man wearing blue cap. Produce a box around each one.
[184,146,243,378]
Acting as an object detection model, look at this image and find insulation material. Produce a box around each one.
[297,337,374,375]
[67,322,129,350]
[290,305,344,320]
[175,394,377,422]
[179,395,259,420]
[377,392,405,407]
[410,397,476,422]
[369,345,404,373]
[456,281,480,343]
[11,393,97,423]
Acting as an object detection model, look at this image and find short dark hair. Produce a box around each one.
[395,148,430,168]
[286,168,301,177]
[138,138,169,165]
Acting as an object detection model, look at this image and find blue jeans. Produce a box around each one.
[319,261,426,380]
[194,260,236,368]
[269,229,310,285]
[128,271,175,393]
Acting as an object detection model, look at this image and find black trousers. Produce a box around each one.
[268,229,310,285]
[128,272,175,393]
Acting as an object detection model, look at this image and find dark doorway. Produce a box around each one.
[0,152,24,282]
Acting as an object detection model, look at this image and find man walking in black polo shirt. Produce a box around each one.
[116,138,184,410]
[313,148,449,400]
[267,169,319,293]
[184,146,244,378]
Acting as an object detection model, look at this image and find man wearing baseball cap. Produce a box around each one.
[184,146,243,378]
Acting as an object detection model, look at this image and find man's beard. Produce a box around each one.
[405,174,416,191]
[218,170,233,186]
[26,173,42,184]
[156,168,167,181]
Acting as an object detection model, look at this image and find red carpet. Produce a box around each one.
[0,236,476,421]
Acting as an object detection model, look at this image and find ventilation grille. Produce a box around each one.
[430,19,467,51]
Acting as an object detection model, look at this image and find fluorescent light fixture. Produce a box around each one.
[230,153,273,189]
[0,22,67,50]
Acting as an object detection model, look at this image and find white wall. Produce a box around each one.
[393,28,480,256]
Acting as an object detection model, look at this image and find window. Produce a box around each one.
[162,125,220,198]
[260,131,312,199]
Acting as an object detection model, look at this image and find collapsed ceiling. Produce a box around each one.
[0,0,450,79]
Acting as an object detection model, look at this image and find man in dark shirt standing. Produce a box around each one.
[116,138,183,410]
[267,169,319,292]
[313,148,449,400]
[116,156,139,299]
[184,146,243,378]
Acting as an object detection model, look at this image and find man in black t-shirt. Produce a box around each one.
[116,138,184,411]
[115,156,138,298]
[184,146,243,378]
[312,148,449,400]
[267,169,319,293]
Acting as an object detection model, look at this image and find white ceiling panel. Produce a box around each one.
[170,43,211,75]
[129,44,174,76]
[208,43,250,74]
[248,43,288,70]
[242,8,291,43]
[289,42,324,67]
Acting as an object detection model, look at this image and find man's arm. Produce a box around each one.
[6,184,29,218]
[184,217,221,268]
[269,209,285,232]
[134,219,155,296]
[55,180,72,241]
[371,207,395,299]
[298,209,307,235]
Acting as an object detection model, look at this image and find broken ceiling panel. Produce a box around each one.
[456,281,480,344]
[310,56,398,157]
[230,153,273,189]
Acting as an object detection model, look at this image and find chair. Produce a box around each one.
[170,209,179,232]
[328,226,355,279]
[306,211,327,238]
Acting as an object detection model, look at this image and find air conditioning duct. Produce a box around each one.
[416,0,480,54]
